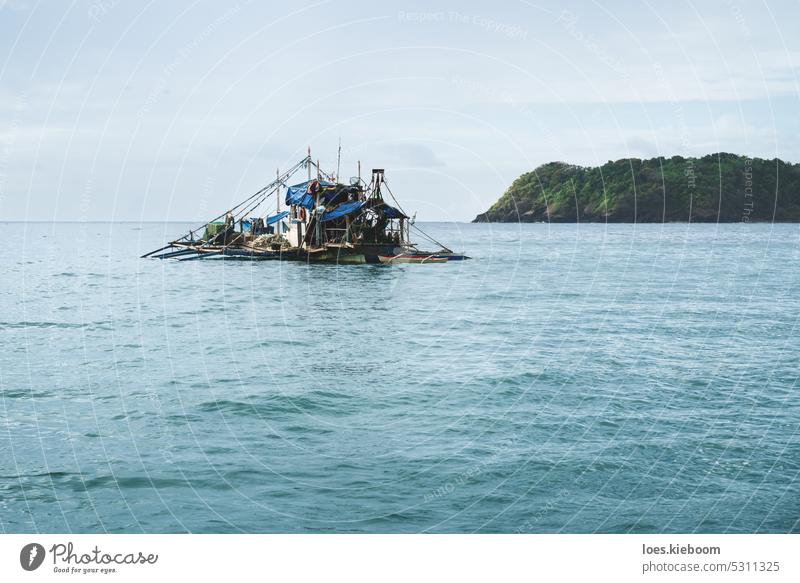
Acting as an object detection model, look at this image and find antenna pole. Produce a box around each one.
[307,146,311,182]
[336,137,342,182]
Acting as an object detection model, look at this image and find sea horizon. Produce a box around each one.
[3,219,800,224]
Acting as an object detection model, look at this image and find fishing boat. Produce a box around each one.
[142,149,469,264]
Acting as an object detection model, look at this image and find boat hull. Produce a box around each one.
[155,244,469,264]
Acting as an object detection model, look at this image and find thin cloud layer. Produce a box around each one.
[0,0,797,221]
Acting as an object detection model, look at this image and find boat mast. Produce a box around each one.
[315,158,321,246]
[300,146,310,248]
[336,137,342,182]
[276,168,280,234]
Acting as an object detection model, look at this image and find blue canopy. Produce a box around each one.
[265,210,289,225]
[321,201,365,222]
[382,204,406,219]
[285,180,334,209]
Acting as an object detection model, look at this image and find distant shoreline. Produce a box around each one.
[472,219,799,224]
[474,154,800,224]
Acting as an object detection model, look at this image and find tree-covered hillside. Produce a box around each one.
[473,154,800,222]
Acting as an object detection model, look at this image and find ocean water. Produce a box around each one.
[1,221,798,534]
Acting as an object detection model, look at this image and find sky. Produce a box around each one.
[0,0,798,222]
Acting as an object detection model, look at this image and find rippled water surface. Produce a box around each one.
[1,222,798,533]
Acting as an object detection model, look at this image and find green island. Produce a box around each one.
[473,153,800,222]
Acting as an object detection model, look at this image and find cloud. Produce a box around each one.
[377,142,447,168]
[626,136,660,158]
[1,1,799,220]
[0,0,33,11]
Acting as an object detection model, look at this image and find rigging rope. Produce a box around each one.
[177,156,309,243]
[381,179,452,253]
[310,159,336,182]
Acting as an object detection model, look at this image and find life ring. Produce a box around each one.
[306,179,320,194]
[299,207,306,221]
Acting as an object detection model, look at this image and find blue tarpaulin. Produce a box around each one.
[382,204,406,219]
[321,201,365,222]
[284,180,334,209]
[266,210,289,225]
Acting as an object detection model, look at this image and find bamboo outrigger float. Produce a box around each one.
[142,149,469,264]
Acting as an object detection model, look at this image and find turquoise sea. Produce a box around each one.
[1,222,798,533]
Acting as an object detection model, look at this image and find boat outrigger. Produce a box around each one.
[142,150,469,264]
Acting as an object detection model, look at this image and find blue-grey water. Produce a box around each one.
[1,222,798,533]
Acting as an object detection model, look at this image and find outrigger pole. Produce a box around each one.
[141,155,310,258]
